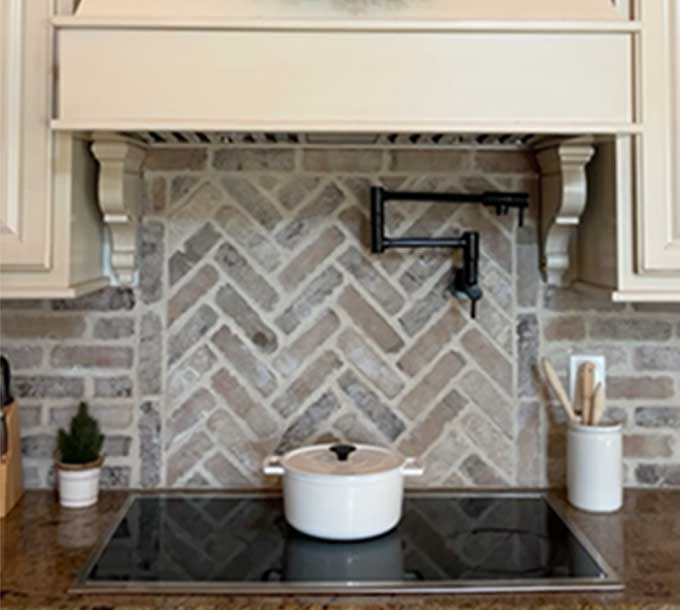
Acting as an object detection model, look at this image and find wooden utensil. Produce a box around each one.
[0,357,23,517]
[579,362,596,425]
[590,382,606,426]
[0,370,7,460]
[541,358,580,424]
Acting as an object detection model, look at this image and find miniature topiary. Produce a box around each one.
[57,402,104,465]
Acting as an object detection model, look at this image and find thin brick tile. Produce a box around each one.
[278,226,345,292]
[338,285,405,354]
[211,325,277,397]
[338,246,405,316]
[399,352,466,419]
[274,311,341,376]
[271,352,342,418]
[338,328,404,399]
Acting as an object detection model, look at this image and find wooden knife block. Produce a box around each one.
[0,402,24,518]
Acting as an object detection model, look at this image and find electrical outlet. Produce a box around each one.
[569,355,606,405]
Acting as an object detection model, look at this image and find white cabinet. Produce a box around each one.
[0,0,51,271]
[634,0,680,275]
[0,0,108,298]
[576,0,680,301]
[613,0,680,300]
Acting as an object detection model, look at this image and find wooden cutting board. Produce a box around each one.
[0,401,25,519]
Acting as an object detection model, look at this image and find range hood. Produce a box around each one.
[48,0,644,293]
[53,0,639,135]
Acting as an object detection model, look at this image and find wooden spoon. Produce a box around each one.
[541,358,580,424]
[580,362,596,425]
[590,382,606,426]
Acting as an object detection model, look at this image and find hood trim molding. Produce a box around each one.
[53,17,638,33]
[70,0,626,23]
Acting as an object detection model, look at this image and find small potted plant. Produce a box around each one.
[56,402,104,509]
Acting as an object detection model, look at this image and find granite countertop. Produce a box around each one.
[1,490,680,610]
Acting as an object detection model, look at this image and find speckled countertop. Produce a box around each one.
[1,490,680,610]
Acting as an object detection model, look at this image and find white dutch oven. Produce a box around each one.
[263,443,424,541]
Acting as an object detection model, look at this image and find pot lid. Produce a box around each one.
[282,443,403,476]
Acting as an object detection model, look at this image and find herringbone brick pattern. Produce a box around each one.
[163,166,518,488]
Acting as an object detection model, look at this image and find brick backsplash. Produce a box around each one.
[1,147,679,489]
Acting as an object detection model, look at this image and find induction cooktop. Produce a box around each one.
[72,492,623,594]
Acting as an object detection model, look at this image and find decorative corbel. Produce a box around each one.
[91,134,148,285]
[535,138,595,286]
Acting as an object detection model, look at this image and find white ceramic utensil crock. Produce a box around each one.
[567,421,623,513]
[263,443,424,541]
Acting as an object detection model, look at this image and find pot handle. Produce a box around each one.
[402,457,424,477]
[263,455,285,476]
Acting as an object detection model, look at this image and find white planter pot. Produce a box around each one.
[263,443,423,541]
[57,459,102,509]
[567,422,623,513]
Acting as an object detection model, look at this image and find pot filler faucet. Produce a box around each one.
[370,187,529,319]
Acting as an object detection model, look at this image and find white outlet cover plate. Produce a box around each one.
[569,355,606,402]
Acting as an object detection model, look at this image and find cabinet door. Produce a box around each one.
[637,0,680,273]
[0,0,52,271]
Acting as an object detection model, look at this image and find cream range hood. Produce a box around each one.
[46,1,679,304]
[52,0,639,135]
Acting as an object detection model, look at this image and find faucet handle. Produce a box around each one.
[451,268,483,318]
[450,231,483,318]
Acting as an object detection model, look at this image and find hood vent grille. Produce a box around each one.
[121,131,540,149]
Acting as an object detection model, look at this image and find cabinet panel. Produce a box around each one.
[0,133,107,299]
[614,137,680,301]
[636,0,680,272]
[0,0,52,271]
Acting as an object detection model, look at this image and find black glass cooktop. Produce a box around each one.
[73,493,622,594]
